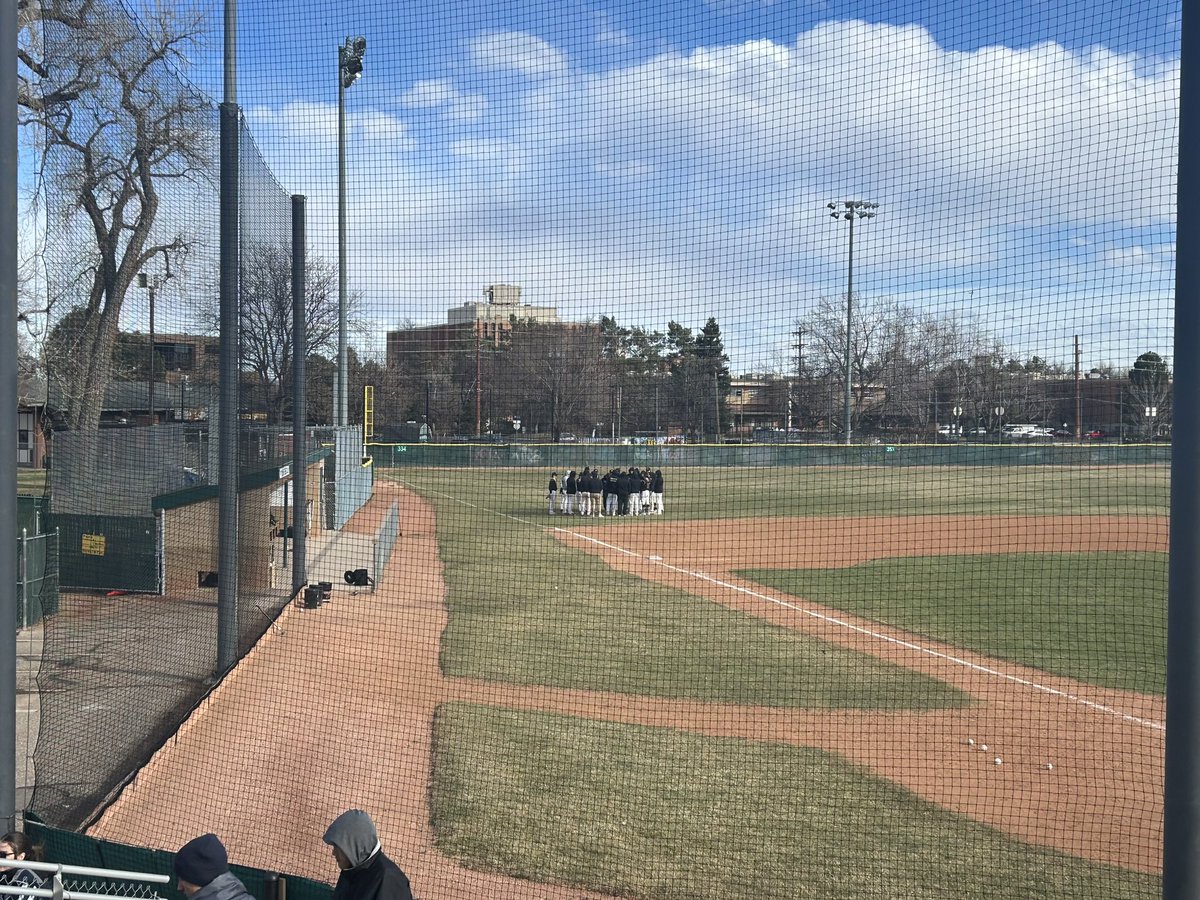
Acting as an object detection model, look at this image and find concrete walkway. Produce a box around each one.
[12,523,388,826]
[16,623,41,818]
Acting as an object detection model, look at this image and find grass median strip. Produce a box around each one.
[738,552,1167,694]
[432,702,1160,899]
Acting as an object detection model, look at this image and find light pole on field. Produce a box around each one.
[137,257,172,424]
[828,200,878,445]
[337,35,366,427]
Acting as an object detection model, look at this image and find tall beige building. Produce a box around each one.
[447,284,560,330]
[387,284,562,366]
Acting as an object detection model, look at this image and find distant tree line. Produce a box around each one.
[789,296,1171,438]
[385,316,732,440]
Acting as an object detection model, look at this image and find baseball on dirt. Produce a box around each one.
[980,744,988,752]
[966,738,975,747]
[994,757,1002,765]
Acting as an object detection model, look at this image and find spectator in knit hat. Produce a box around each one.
[0,831,45,900]
[173,834,251,900]
[323,809,412,900]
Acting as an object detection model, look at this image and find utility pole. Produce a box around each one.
[828,200,878,445]
[137,261,171,424]
[790,326,805,430]
[713,371,721,441]
[1080,336,1089,441]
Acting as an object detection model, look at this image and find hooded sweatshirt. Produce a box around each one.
[323,811,413,900]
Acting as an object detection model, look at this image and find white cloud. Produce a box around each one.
[239,21,1178,371]
[596,20,632,48]
[470,31,568,78]
[399,79,488,122]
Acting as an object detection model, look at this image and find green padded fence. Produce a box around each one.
[367,441,1172,470]
[46,514,158,593]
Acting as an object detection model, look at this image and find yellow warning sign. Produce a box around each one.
[81,533,106,556]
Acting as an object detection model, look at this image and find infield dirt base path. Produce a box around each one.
[90,484,1166,897]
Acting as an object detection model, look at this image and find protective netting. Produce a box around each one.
[17,0,1177,896]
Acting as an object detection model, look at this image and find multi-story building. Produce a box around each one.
[387,284,561,365]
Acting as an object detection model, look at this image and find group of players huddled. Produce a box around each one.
[546,467,665,517]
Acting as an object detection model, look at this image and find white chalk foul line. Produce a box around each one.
[387,479,1164,733]
[564,530,1165,733]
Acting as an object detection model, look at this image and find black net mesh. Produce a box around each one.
[17,0,1177,896]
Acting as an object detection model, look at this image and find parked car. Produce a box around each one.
[1084,429,1106,440]
[558,432,577,443]
[1002,424,1054,441]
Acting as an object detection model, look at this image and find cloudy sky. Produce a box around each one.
[157,0,1180,372]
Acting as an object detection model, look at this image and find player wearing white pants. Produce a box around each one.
[577,470,591,516]
[651,469,664,514]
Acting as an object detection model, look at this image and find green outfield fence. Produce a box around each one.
[367,441,1173,469]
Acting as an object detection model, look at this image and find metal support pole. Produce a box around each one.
[281,475,288,568]
[844,213,854,446]
[217,0,241,675]
[18,530,27,631]
[291,195,308,597]
[148,286,156,423]
[1165,1,1200,879]
[475,325,481,436]
[829,201,876,445]
[336,57,348,428]
[1,0,20,832]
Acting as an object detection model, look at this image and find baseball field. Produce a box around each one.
[90,462,1167,899]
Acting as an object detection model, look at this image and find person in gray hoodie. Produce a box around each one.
[172,834,252,900]
[323,809,413,900]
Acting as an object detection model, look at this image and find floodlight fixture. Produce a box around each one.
[340,35,367,88]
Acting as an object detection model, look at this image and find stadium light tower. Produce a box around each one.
[828,199,878,445]
[137,255,171,425]
[337,35,366,427]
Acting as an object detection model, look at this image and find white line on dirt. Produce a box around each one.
[566,530,1165,733]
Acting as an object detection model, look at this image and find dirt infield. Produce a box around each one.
[89,485,1166,896]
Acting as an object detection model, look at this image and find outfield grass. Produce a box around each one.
[738,553,1167,694]
[432,702,1160,900]
[394,464,1169,520]
[393,471,965,708]
[397,465,1161,896]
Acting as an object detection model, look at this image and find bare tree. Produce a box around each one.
[799,295,902,434]
[19,0,211,432]
[503,321,609,439]
[235,243,347,424]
